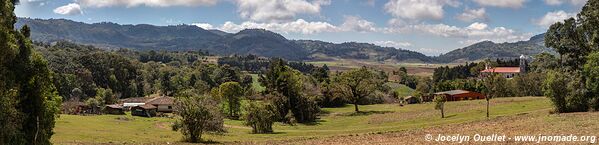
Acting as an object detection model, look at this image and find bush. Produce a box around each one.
[172,96,224,143]
[243,102,277,134]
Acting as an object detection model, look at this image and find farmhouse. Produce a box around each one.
[119,95,174,113]
[432,90,486,101]
[131,104,157,117]
[145,96,174,113]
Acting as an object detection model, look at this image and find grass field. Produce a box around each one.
[306,59,455,76]
[52,97,554,144]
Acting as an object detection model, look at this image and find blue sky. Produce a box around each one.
[15,0,587,56]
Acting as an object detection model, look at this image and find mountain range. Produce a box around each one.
[16,18,554,63]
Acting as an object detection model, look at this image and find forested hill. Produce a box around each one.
[436,34,556,62]
[16,18,432,62]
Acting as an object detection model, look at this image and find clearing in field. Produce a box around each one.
[52,97,552,144]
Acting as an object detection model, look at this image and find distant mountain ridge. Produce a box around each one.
[16,18,431,62]
[436,34,555,62]
[16,18,554,63]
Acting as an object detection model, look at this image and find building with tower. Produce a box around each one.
[480,55,528,78]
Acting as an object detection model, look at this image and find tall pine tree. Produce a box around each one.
[1,0,62,144]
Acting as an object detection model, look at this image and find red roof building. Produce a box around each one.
[480,67,522,78]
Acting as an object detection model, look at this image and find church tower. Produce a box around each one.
[519,55,527,74]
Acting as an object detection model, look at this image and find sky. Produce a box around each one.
[14,0,588,56]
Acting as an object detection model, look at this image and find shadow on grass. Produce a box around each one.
[342,110,395,116]
[445,114,457,118]
[298,119,327,126]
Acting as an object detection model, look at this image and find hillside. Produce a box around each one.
[437,34,555,62]
[16,18,431,62]
[16,18,556,63]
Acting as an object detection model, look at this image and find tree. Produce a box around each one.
[483,73,508,118]
[218,82,243,119]
[1,1,62,144]
[333,67,380,112]
[433,95,446,118]
[172,96,224,143]
[243,101,277,134]
[585,52,599,110]
[529,52,558,72]
[543,0,599,113]
[259,59,319,123]
[96,88,116,105]
[399,67,407,74]
[543,71,570,113]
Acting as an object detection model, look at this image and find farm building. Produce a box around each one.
[104,104,125,115]
[404,96,419,104]
[119,95,174,113]
[131,104,157,117]
[146,96,174,113]
[430,90,486,101]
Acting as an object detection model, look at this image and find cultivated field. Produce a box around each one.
[306,59,460,76]
[51,97,561,144]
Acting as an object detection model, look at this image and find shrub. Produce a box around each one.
[243,102,277,134]
[172,96,224,143]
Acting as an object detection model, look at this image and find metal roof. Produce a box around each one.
[480,67,521,73]
[434,90,472,95]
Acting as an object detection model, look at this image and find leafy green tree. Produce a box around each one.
[96,88,116,105]
[1,1,62,144]
[333,67,381,112]
[433,95,446,118]
[243,101,277,134]
[543,71,570,113]
[543,0,598,112]
[218,82,243,119]
[213,64,240,86]
[513,73,546,97]
[172,96,224,143]
[584,52,599,110]
[259,59,319,123]
[529,52,558,72]
[483,73,508,118]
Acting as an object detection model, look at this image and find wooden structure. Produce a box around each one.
[104,104,125,115]
[131,104,157,117]
[403,96,419,104]
[432,90,486,101]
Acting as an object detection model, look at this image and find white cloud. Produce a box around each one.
[456,8,487,22]
[77,0,218,8]
[234,0,330,22]
[384,0,459,21]
[384,22,531,45]
[534,10,576,28]
[471,0,526,8]
[192,23,215,30]
[544,0,587,5]
[544,0,564,5]
[340,16,377,32]
[373,40,412,49]
[212,19,340,34]
[53,3,82,15]
[467,22,488,30]
[196,16,380,34]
